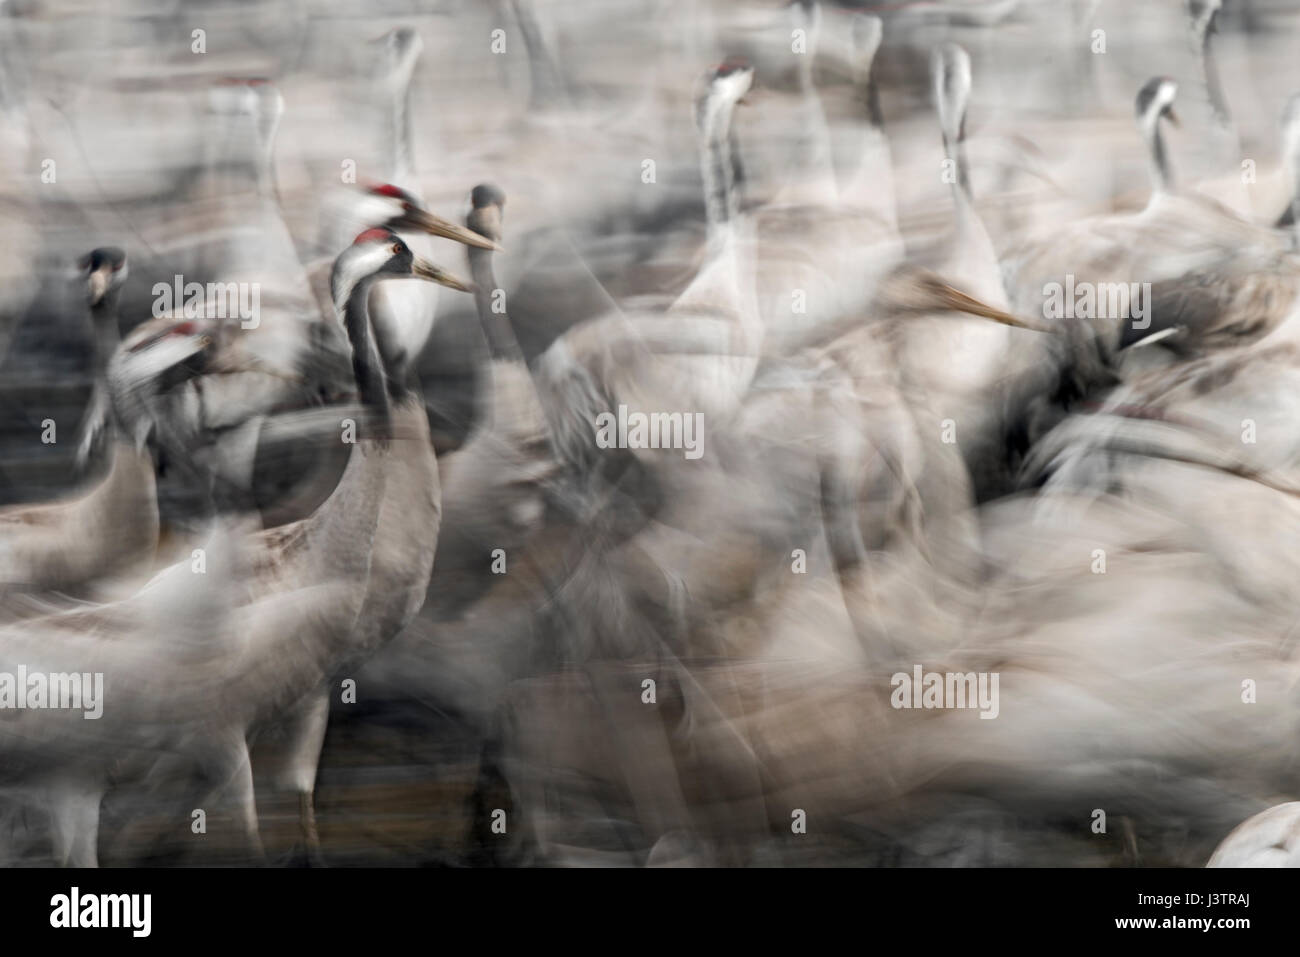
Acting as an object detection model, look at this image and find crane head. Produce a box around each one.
[373,26,424,90]
[208,76,276,116]
[77,246,128,308]
[932,42,972,144]
[705,57,754,108]
[1188,0,1222,41]
[360,183,502,251]
[468,183,506,244]
[348,227,474,292]
[1136,76,1179,129]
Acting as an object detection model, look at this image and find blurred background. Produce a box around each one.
[3,0,1300,867]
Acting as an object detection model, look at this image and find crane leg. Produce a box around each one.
[47,783,101,868]
[273,689,331,866]
[198,731,265,863]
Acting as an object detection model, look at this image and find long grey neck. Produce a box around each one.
[255,102,280,199]
[841,19,895,234]
[384,65,416,189]
[208,107,262,197]
[86,300,124,439]
[333,269,394,422]
[1194,19,1231,128]
[1142,112,1174,196]
[860,55,884,131]
[788,11,836,201]
[512,0,565,110]
[795,17,816,93]
[89,301,121,371]
[851,18,885,128]
[697,95,739,253]
[941,107,972,232]
[468,247,524,363]
[942,112,973,220]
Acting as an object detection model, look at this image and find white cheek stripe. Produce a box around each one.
[332,244,394,314]
[352,194,406,230]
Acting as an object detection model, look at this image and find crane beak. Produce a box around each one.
[87,265,113,306]
[412,258,475,293]
[929,282,1051,331]
[397,207,502,251]
[1164,106,1181,128]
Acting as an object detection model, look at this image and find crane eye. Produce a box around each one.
[391,242,406,255]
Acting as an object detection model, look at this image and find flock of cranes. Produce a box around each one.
[0,0,1299,867]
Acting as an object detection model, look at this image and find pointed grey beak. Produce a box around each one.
[412,257,474,293]
[395,207,502,251]
[87,265,113,306]
[927,281,1052,331]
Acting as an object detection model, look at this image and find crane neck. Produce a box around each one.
[934,46,972,207]
[514,0,565,110]
[937,102,1004,305]
[1193,17,1231,129]
[940,104,979,258]
[697,94,742,255]
[785,25,838,208]
[840,23,897,235]
[941,116,972,212]
[383,61,417,190]
[206,87,281,202]
[89,301,122,372]
[859,55,884,132]
[1141,112,1174,199]
[208,109,261,196]
[468,246,524,363]
[254,103,281,199]
[82,297,125,451]
[332,263,393,423]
